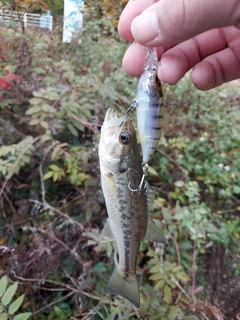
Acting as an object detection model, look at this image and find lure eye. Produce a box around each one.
[120,132,131,145]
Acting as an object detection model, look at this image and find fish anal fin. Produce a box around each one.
[144,216,166,244]
[106,269,140,308]
[100,220,115,242]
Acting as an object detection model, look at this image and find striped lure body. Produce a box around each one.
[135,48,164,164]
[98,108,165,307]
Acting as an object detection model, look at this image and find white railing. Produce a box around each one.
[0,9,53,31]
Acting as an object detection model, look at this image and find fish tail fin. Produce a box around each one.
[106,269,140,308]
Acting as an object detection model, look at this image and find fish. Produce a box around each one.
[131,47,164,164]
[98,108,166,308]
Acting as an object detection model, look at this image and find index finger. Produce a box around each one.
[118,0,157,40]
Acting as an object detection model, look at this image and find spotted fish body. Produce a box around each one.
[135,47,164,164]
[98,108,165,308]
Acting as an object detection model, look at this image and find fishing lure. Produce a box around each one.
[128,47,164,165]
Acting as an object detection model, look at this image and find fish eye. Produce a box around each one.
[120,132,131,145]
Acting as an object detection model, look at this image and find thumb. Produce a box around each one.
[131,0,240,46]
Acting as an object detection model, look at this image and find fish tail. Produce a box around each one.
[106,269,140,308]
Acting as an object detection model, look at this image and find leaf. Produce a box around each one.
[25,105,41,115]
[40,121,49,129]
[0,146,15,157]
[41,104,56,113]
[29,119,40,126]
[49,164,61,171]
[43,171,54,180]
[164,284,171,304]
[153,279,165,291]
[0,276,8,297]
[0,305,4,313]
[13,313,32,320]
[1,281,18,306]
[71,119,84,132]
[44,91,59,100]
[40,134,51,143]
[174,180,185,187]
[9,294,25,315]
[172,265,183,273]
[149,265,161,274]
[0,314,8,320]
[149,273,163,281]
[176,272,188,282]
[67,123,78,137]
[147,165,158,176]
[29,98,42,105]
[53,172,60,182]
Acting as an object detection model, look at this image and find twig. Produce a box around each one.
[11,271,76,291]
[169,273,191,301]
[167,230,181,265]
[213,244,221,305]
[78,295,107,320]
[32,291,75,315]
[29,199,84,231]
[39,164,47,205]
[200,311,211,320]
[71,113,101,133]
[2,190,16,215]
[191,240,197,301]
[169,273,211,320]
[157,149,188,183]
[62,267,80,289]
[32,287,69,292]
[37,226,84,264]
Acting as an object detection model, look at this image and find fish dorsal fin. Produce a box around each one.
[144,215,166,244]
[144,181,159,211]
[143,181,165,243]
[100,220,115,242]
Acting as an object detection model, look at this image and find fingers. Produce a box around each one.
[157,29,226,85]
[118,0,154,41]
[128,0,240,46]
[122,42,146,76]
[157,27,240,89]
[122,28,226,78]
[119,0,240,90]
[190,48,240,90]
[122,42,166,77]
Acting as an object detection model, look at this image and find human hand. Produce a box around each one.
[118,0,240,90]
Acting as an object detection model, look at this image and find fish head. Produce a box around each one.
[99,108,138,171]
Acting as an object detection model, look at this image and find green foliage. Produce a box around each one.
[0,276,32,320]
[0,136,35,178]
[140,285,184,320]
[148,249,188,303]
[0,5,239,320]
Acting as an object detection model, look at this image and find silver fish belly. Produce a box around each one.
[135,68,164,164]
[98,108,165,308]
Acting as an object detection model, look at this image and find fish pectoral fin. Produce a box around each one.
[144,216,166,244]
[100,220,115,242]
[106,269,140,308]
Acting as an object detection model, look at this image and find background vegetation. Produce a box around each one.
[0,0,240,319]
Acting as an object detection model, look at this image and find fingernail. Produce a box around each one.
[131,10,161,44]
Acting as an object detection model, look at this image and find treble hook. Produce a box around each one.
[128,163,148,194]
[125,98,138,114]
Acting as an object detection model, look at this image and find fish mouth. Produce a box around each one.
[104,108,128,126]
[105,108,120,121]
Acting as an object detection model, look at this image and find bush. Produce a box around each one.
[0,7,240,320]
